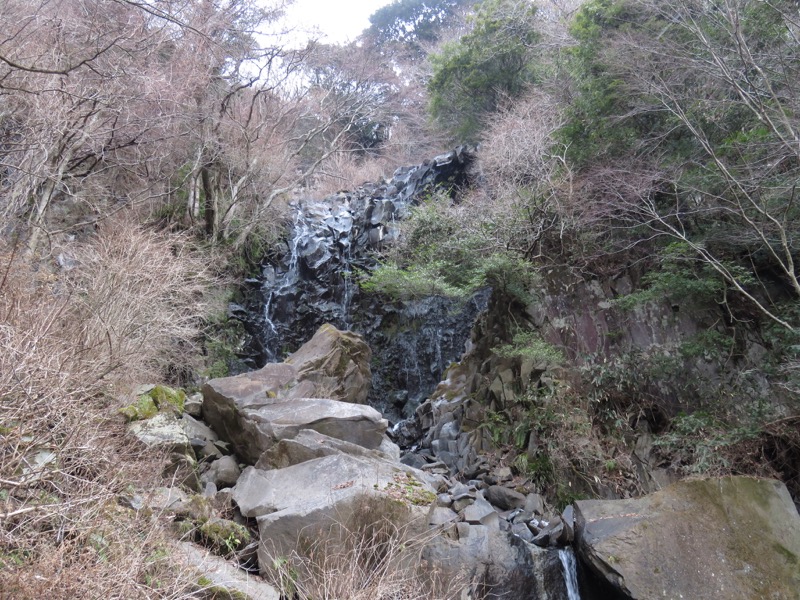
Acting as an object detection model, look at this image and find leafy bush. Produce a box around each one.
[360,190,540,304]
[614,246,726,310]
[493,331,563,365]
[359,261,469,300]
[428,0,540,141]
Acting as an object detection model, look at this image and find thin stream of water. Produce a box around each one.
[559,548,581,600]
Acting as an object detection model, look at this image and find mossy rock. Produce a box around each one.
[198,517,251,556]
[119,395,159,422]
[149,385,186,414]
[196,576,251,600]
[119,385,186,422]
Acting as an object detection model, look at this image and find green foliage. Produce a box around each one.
[615,263,725,310]
[653,410,763,476]
[203,290,248,379]
[479,253,538,306]
[512,453,554,488]
[480,409,510,446]
[359,261,468,300]
[493,331,563,366]
[561,0,649,165]
[198,519,251,558]
[360,192,539,303]
[367,0,476,53]
[428,0,539,141]
[679,329,734,361]
[580,348,690,423]
[561,0,800,332]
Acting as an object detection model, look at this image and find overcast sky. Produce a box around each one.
[281,0,394,44]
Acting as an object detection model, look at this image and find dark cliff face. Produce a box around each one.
[238,147,486,421]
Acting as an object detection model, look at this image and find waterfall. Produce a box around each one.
[559,548,581,600]
[240,147,487,420]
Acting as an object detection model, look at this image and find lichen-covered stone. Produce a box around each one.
[120,385,186,421]
[574,476,800,600]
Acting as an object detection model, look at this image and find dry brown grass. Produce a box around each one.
[265,496,465,600]
[310,152,394,197]
[0,218,216,598]
[307,120,449,199]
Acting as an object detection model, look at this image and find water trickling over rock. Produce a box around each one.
[243,147,488,421]
[559,548,581,600]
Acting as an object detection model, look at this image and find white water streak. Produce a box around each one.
[559,547,581,600]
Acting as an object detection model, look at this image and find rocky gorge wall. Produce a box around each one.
[197,148,800,599]
[237,146,487,422]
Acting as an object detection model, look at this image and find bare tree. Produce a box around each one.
[573,0,800,330]
[0,0,413,251]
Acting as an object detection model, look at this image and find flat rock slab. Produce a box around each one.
[234,454,429,518]
[128,412,189,453]
[255,398,387,450]
[575,476,800,600]
[255,429,398,470]
[232,454,435,567]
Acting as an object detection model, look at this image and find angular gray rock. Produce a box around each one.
[129,412,190,453]
[485,485,527,511]
[463,495,496,525]
[202,325,376,464]
[175,541,280,600]
[422,524,569,600]
[201,455,241,489]
[254,429,397,470]
[182,413,219,445]
[429,506,459,526]
[231,454,435,564]
[204,395,387,465]
[575,476,800,600]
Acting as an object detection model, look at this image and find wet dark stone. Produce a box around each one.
[236,147,486,423]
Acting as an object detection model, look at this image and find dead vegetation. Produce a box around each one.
[265,495,465,600]
[0,219,216,598]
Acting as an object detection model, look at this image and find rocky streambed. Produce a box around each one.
[124,323,800,600]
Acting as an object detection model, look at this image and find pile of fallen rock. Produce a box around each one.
[123,324,800,600]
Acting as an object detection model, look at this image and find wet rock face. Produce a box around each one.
[574,476,800,600]
[240,147,487,421]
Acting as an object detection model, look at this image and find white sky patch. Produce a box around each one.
[280,0,394,45]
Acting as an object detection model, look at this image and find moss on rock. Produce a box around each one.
[119,395,158,422]
[119,385,186,422]
[149,385,186,414]
[198,518,251,557]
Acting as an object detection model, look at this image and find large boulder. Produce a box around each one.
[202,325,375,464]
[422,523,568,599]
[283,323,371,405]
[231,454,435,566]
[574,476,800,600]
[204,397,387,465]
[255,429,398,470]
